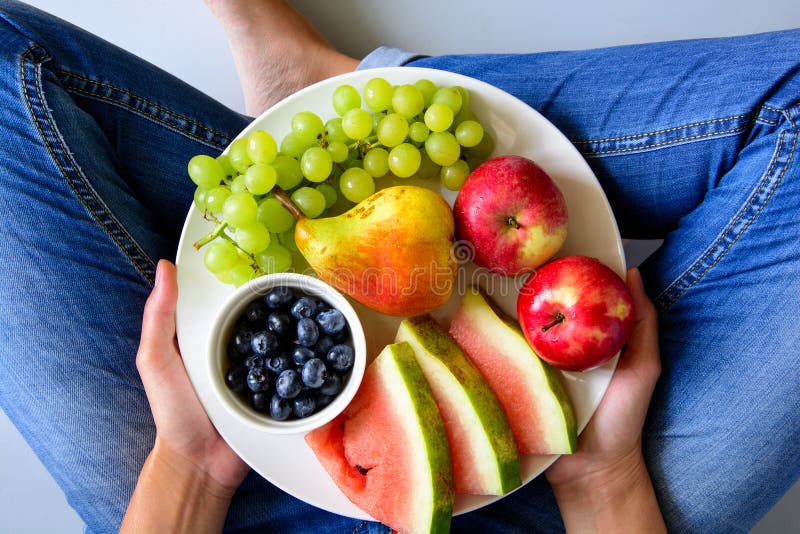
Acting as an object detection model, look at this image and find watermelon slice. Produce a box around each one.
[305,342,453,534]
[396,316,521,495]
[449,288,577,455]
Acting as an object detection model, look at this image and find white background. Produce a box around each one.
[2,0,799,532]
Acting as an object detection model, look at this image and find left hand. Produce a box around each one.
[136,260,249,492]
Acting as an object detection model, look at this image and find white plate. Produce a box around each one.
[175,66,625,519]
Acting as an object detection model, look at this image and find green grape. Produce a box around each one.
[340,167,375,203]
[469,131,495,158]
[431,87,463,114]
[332,84,361,116]
[342,108,373,140]
[227,138,252,173]
[203,239,239,273]
[272,155,303,189]
[222,191,258,227]
[424,103,454,133]
[256,241,293,274]
[216,154,236,180]
[324,118,349,143]
[425,131,461,166]
[316,183,338,208]
[229,175,247,194]
[193,187,209,211]
[455,120,484,147]
[280,132,308,158]
[415,150,441,179]
[414,79,438,107]
[300,146,333,182]
[364,77,393,111]
[291,111,324,144]
[188,155,224,189]
[257,197,295,233]
[376,113,409,147]
[363,147,390,177]
[391,84,424,119]
[372,112,386,134]
[453,108,478,127]
[247,130,278,164]
[291,186,326,218]
[215,268,234,285]
[228,263,256,287]
[235,222,271,254]
[279,226,298,252]
[409,121,430,143]
[454,86,471,111]
[244,163,277,194]
[206,185,231,213]
[388,143,421,178]
[327,141,349,163]
[440,159,470,190]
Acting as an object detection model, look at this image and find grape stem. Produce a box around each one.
[193,222,228,250]
[272,186,305,221]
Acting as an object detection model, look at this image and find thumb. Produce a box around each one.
[616,267,660,383]
[137,260,180,375]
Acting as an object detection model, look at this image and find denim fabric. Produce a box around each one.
[0,1,797,533]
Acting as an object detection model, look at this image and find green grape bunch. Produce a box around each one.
[188,77,495,287]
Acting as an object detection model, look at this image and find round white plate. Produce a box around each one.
[175,66,625,519]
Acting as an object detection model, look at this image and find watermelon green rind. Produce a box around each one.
[384,342,454,534]
[454,288,577,454]
[397,316,521,495]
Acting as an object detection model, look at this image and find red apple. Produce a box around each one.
[453,155,568,276]
[517,255,634,372]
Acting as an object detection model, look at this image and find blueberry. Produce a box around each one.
[267,312,292,337]
[301,358,327,388]
[246,367,270,393]
[276,369,302,399]
[315,298,331,313]
[297,318,320,347]
[251,392,270,412]
[225,365,248,393]
[290,297,318,319]
[313,336,335,358]
[251,330,279,356]
[227,337,246,363]
[316,309,346,335]
[319,373,343,396]
[293,393,317,418]
[244,355,264,369]
[269,394,292,420]
[327,344,355,373]
[245,300,267,324]
[232,330,253,356]
[265,286,294,309]
[266,353,292,374]
[292,346,316,366]
[316,393,334,409]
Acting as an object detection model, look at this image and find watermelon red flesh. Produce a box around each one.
[305,343,453,534]
[448,290,576,455]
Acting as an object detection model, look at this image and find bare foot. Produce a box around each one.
[206,0,359,116]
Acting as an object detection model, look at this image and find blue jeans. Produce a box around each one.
[0,1,798,532]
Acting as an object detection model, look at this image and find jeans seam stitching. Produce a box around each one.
[55,68,233,149]
[656,128,796,309]
[20,45,155,283]
[580,123,749,156]
[572,114,750,144]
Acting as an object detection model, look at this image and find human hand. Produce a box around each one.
[136,260,249,492]
[545,267,664,531]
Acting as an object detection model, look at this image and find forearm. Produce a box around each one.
[121,439,234,534]
[550,451,666,534]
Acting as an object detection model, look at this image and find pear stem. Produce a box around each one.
[272,186,305,221]
[541,312,566,332]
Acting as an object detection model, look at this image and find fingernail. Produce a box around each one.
[154,261,163,288]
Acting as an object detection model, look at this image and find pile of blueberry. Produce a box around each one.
[224,286,355,421]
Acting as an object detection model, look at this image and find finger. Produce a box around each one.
[617,267,660,380]
[136,260,180,376]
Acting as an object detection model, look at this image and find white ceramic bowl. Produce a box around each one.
[207,273,367,435]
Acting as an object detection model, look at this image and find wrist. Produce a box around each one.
[149,437,238,503]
